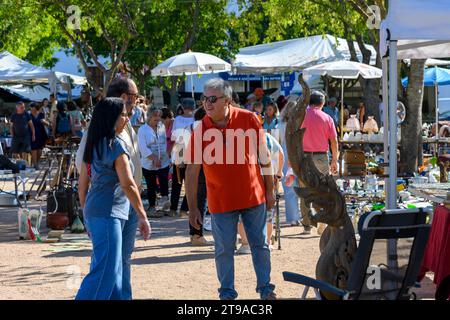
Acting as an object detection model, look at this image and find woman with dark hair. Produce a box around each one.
[176,104,184,116]
[161,107,174,154]
[29,102,49,169]
[263,102,279,139]
[52,101,73,139]
[41,98,50,119]
[76,97,151,300]
[276,95,287,113]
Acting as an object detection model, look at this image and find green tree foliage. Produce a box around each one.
[0,0,66,67]
[34,0,141,93]
[123,0,232,104]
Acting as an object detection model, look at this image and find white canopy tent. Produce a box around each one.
[0,51,87,100]
[0,84,83,101]
[233,34,377,74]
[0,51,58,93]
[404,58,450,67]
[380,0,450,281]
[55,71,87,86]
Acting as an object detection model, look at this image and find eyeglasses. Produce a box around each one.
[127,92,139,98]
[201,95,225,104]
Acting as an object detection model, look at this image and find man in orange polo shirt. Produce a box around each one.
[185,78,276,300]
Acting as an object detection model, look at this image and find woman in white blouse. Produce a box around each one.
[138,107,171,217]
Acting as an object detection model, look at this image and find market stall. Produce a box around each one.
[380,0,450,288]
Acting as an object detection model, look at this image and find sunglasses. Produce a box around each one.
[201,95,225,104]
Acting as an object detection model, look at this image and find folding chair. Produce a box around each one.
[283,208,432,300]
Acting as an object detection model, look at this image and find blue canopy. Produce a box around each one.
[402,66,450,87]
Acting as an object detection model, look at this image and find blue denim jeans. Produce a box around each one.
[281,143,300,223]
[211,203,275,300]
[76,216,126,300]
[121,208,138,300]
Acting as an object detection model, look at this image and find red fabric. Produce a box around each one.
[419,205,450,296]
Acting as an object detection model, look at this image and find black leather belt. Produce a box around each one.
[304,151,327,154]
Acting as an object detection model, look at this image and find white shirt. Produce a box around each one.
[171,115,194,164]
[138,122,170,171]
[171,115,194,141]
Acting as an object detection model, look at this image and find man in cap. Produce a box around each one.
[254,87,272,108]
[322,96,340,129]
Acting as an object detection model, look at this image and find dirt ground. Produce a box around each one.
[0,175,437,300]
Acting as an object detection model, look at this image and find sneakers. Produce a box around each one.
[301,225,312,235]
[168,209,178,217]
[236,244,251,255]
[203,216,212,231]
[179,210,189,218]
[262,292,277,300]
[147,207,163,218]
[289,220,300,227]
[159,196,171,211]
[190,235,211,246]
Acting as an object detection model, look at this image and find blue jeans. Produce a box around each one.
[76,216,125,300]
[281,143,300,223]
[211,203,275,300]
[121,208,138,300]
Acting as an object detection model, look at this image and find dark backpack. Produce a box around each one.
[56,113,71,133]
[0,155,20,173]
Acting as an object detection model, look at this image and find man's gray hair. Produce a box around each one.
[310,90,326,106]
[204,78,233,99]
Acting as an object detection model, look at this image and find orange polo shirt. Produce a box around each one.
[186,106,266,213]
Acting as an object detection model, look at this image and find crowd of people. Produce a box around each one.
[68,75,344,301]
[7,94,87,169]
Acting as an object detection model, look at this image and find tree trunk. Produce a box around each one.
[169,76,179,108]
[138,74,146,96]
[103,69,115,97]
[401,59,426,174]
[361,78,382,125]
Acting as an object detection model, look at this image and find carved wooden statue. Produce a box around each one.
[285,74,357,299]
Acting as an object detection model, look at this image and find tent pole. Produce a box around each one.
[382,56,389,199]
[435,82,439,142]
[191,74,194,100]
[387,41,398,210]
[341,77,344,140]
[387,40,399,286]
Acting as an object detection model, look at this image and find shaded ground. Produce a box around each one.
[0,174,436,300]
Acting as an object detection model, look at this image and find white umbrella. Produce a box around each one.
[303,60,382,139]
[151,51,231,98]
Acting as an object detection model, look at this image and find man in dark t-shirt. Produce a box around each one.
[10,101,35,161]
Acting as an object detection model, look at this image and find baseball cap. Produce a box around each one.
[254,88,264,96]
[181,97,196,109]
